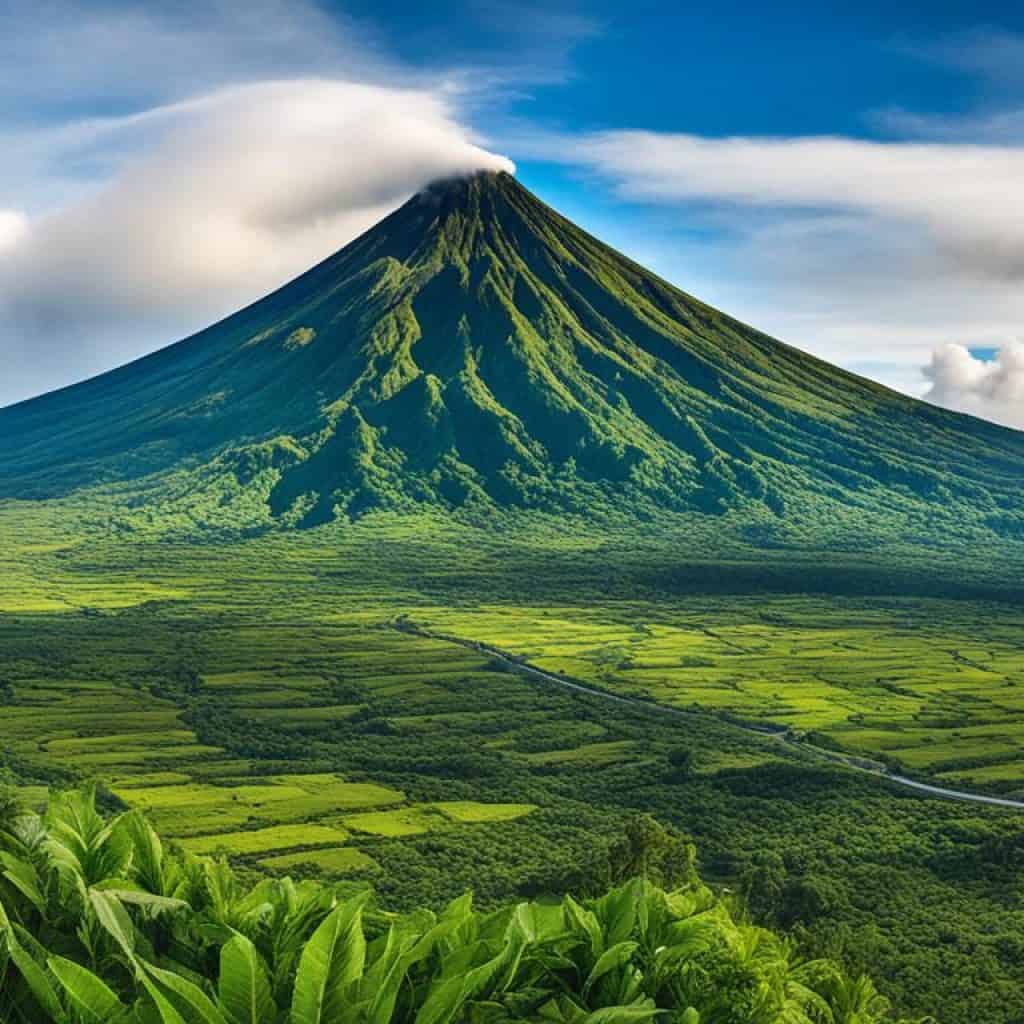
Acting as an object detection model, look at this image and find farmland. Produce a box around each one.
[6,498,1024,793]
[5,499,1024,1021]
[412,600,1024,792]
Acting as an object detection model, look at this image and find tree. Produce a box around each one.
[741,851,787,922]
[608,814,697,888]
[666,746,695,780]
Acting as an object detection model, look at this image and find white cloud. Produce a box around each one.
[924,343,1024,429]
[0,211,28,252]
[872,106,1024,144]
[570,132,1024,284]
[0,80,512,406]
[0,0,428,217]
[0,0,570,408]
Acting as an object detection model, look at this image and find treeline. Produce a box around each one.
[0,787,928,1024]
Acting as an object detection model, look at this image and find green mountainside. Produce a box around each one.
[2,170,1023,537]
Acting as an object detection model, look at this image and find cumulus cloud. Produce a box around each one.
[0,80,512,406]
[924,343,1024,429]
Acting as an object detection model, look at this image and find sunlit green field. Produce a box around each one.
[413,601,1024,786]
[6,498,1024,1023]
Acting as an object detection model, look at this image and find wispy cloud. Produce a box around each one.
[0,0,417,214]
[0,0,389,117]
[902,27,1024,86]
[0,80,512,406]
[568,132,1024,284]
[871,106,1024,144]
[871,30,1024,144]
[466,0,603,83]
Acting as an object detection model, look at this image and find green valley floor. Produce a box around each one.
[4,501,1024,1023]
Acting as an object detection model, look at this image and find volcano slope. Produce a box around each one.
[1,170,1023,548]
[3,172,1024,1024]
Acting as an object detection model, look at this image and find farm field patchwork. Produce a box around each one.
[7,522,1024,805]
[0,587,583,875]
[5,508,1024,1022]
[6,509,1024,800]
[410,600,1024,791]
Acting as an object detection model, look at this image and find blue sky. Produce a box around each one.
[2,1,1024,425]
[335,1,1021,131]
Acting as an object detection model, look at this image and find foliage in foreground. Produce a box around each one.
[0,788,925,1024]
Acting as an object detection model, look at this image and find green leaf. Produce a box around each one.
[407,897,473,963]
[359,925,411,1024]
[118,812,166,894]
[46,787,132,886]
[582,942,638,999]
[591,883,640,948]
[143,961,227,1024]
[99,887,188,914]
[139,973,189,1024]
[0,852,45,913]
[564,896,603,958]
[49,954,128,1023]
[89,888,137,962]
[582,1004,660,1024]
[291,893,369,1024]
[218,934,274,1024]
[364,910,470,1024]
[5,926,63,1020]
[414,947,509,1024]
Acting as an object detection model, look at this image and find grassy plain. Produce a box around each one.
[4,499,1024,1022]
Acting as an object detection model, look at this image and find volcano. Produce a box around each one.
[2,170,1023,537]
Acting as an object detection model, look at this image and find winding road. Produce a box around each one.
[398,621,1024,812]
